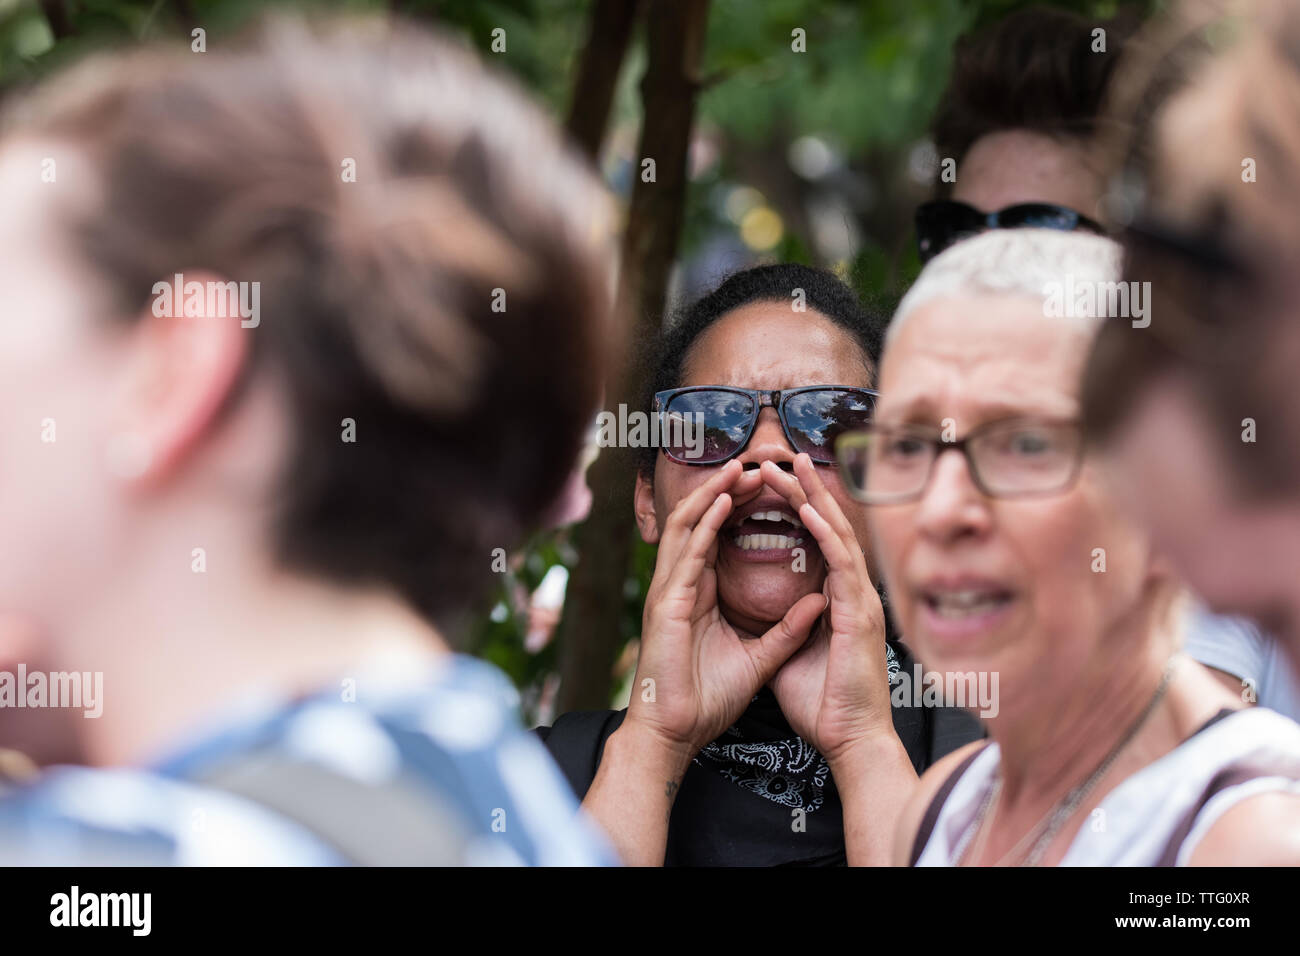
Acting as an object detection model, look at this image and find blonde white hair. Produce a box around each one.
[888,228,1123,344]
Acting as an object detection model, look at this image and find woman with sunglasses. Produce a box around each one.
[842,229,1300,866]
[538,264,983,866]
[915,6,1137,263]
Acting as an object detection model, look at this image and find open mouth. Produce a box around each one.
[728,509,806,552]
[921,587,1015,619]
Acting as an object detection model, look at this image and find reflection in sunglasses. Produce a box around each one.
[655,386,878,466]
[595,403,706,459]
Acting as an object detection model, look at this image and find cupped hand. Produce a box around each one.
[763,454,894,763]
[625,459,828,758]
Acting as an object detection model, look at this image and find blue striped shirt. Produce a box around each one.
[0,654,615,865]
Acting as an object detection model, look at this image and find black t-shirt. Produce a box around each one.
[535,640,985,866]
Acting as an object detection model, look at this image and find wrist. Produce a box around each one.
[610,718,698,782]
[824,727,908,777]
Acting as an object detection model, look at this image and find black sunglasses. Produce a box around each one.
[915,199,1106,263]
[652,385,878,466]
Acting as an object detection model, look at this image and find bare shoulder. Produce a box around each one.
[891,739,989,866]
[1187,790,1300,866]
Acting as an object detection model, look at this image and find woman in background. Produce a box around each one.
[920,2,1298,718]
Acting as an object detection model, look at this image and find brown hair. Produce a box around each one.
[930,4,1143,196]
[1081,0,1300,496]
[2,15,618,633]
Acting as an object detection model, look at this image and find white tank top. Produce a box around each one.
[913,707,1300,866]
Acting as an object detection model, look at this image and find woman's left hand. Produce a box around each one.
[764,454,895,764]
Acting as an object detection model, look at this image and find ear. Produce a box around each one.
[107,271,251,487]
[633,469,662,544]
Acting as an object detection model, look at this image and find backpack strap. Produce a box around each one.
[533,709,626,800]
[909,742,990,866]
[197,751,472,866]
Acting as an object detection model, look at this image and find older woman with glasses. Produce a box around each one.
[836,229,1300,866]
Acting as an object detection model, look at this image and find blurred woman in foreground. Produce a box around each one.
[840,230,1300,865]
[0,15,616,864]
[1082,0,1300,676]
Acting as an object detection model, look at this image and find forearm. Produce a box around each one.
[580,721,695,866]
[830,731,919,866]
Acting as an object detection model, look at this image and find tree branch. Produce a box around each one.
[564,0,643,161]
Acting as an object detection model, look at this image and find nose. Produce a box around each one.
[914,446,992,543]
[737,407,795,472]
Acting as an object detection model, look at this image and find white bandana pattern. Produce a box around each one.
[693,644,902,812]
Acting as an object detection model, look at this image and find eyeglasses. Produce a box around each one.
[835,418,1084,504]
[653,385,878,466]
[915,200,1106,263]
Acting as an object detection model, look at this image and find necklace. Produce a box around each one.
[958,661,1175,867]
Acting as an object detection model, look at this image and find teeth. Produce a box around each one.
[733,534,805,551]
[748,510,804,529]
[927,590,1010,617]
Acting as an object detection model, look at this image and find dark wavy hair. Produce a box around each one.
[930,4,1143,196]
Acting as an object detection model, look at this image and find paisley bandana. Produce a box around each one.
[693,643,902,812]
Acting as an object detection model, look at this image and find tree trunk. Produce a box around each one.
[565,0,642,160]
[40,0,73,40]
[556,0,711,713]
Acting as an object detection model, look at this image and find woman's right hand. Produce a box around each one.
[623,459,829,760]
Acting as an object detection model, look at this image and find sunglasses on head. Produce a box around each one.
[653,385,878,466]
[915,199,1106,263]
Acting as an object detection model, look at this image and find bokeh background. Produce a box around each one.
[0,0,1152,722]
